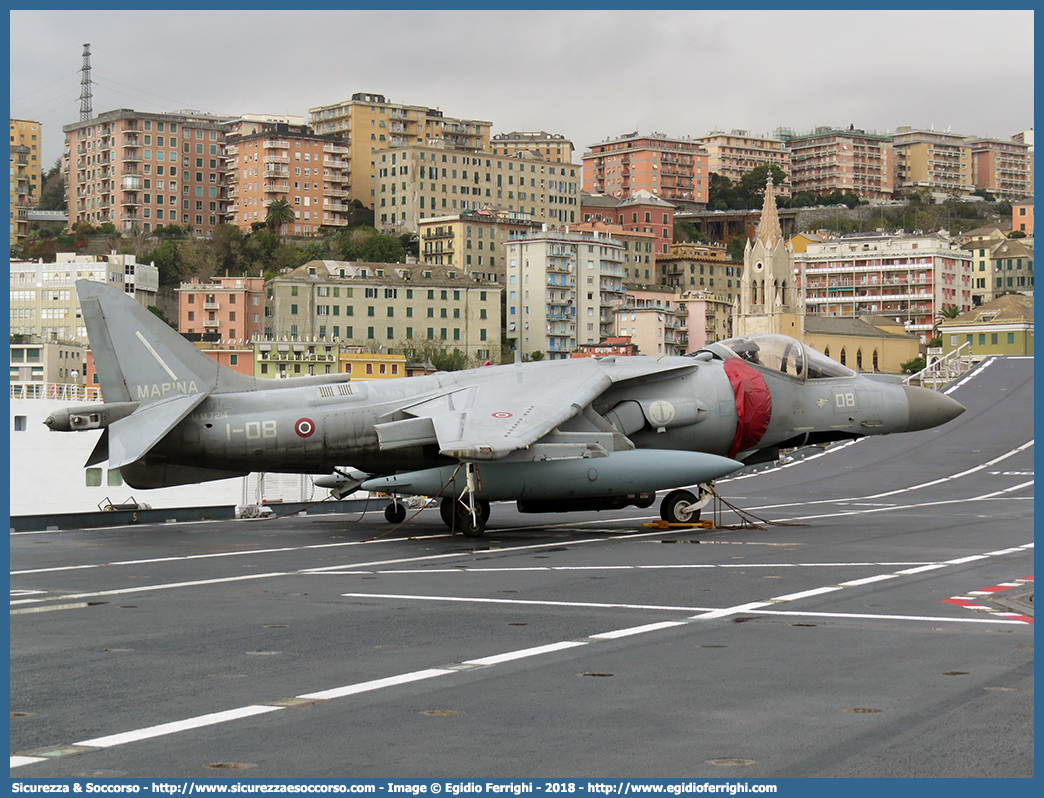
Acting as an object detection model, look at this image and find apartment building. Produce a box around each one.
[573,217,658,284]
[10,145,32,250]
[1013,199,1033,235]
[10,338,86,385]
[615,285,686,356]
[675,290,734,350]
[374,145,581,234]
[572,337,639,357]
[265,260,502,363]
[177,276,266,342]
[490,131,574,163]
[938,294,1033,358]
[225,122,350,234]
[891,127,972,196]
[417,208,543,282]
[9,252,158,344]
[657,242,743,307]
[963,237,1034,305]
[967,137,1033,199]
[795,231,974,344]
[582,132,709,204]
[695,130,791,195]
[63,108,231,236]
[10,119,43,203]
[504,229,626,359]
[580,190,676,259]
[780,126,894,200]
[308,92,491,207]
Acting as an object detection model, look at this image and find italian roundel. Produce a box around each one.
[295,418,316,438]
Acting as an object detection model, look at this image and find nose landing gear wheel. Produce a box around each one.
[660,489,700,523]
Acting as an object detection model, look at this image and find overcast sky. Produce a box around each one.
[10,8,1035,172]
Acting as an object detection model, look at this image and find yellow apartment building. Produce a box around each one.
[892,127,972,196]
[418,208,543,283]
[490,131,574,163]
[10,145,32,250]
[375,145,581,234]
[10,119,43,204]
[265,260,502,364]
[695,130,791,195]
[939,294,1033,358]
[308,92,491,207]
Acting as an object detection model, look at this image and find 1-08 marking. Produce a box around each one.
[226,420,278,441]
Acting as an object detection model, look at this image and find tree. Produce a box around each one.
[265,199,295,235]
[901,357,926,375]
[208,224,247,274]
[359,232,406,263]
[707,172,737,211]
[737,165,788,205]
[726,236,746,262]
[674,219,708,244]
[37,159,66,211]
[145,239,184,286]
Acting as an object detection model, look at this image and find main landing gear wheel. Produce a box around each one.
[440,498,490,534]
[384,502,407,524]
[660,489,700,523]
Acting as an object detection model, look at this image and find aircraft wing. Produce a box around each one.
[375,358,697,461]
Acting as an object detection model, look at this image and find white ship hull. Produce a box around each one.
[10,388,324,518]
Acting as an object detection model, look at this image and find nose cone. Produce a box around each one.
[902,385,966,431]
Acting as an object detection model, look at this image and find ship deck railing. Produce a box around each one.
[10,382,102,401]
[902,342,977,391]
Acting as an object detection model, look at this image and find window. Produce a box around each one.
[14,415,27,432]
[107,469,123,487]
[86,468,103,487]
[1008,333,1015,344]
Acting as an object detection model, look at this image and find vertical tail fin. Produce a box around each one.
[76,279,256,405]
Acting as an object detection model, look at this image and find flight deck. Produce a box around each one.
[10,356,1033,778]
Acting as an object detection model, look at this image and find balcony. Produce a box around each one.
[263,139,291,149]
[203,319,220,328]
[204,302,220,310]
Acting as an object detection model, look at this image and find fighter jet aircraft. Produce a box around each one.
[46,280,964,536]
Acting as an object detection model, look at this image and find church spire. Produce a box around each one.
[755,177,782,250]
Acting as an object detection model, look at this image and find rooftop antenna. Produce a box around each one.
[79,43,93,122]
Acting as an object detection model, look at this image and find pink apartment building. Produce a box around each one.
[177,276,266,342]
[583,133,708,204]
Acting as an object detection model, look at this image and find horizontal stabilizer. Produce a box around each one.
[107,392,209,468]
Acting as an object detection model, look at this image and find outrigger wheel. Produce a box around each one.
[384,501,407,524]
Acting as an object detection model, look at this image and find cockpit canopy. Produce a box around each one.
[696,334,855,380]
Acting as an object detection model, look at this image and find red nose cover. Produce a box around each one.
[723,358,773,459]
